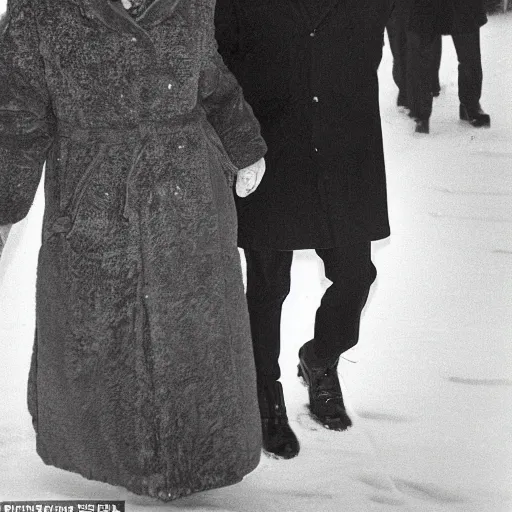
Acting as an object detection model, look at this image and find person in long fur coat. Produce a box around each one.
[0,0,267,501]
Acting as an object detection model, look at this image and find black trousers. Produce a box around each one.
[244,244,377,383]
[387,17,441,107]
[408,30,483,121]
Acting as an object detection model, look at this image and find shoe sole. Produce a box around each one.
[262,448,299,460]
[461,117,491,128]
[459,107,491,128]
[318,415,352,431]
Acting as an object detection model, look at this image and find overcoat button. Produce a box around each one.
[313,96,319,103]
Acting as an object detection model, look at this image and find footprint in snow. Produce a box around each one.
[393,479,467,504]
[356,410,412,423]
[357,472,396,492]
[446,376,512,386]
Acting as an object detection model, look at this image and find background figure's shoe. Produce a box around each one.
[258,380,300,459]
[459,103,491,127]
[415,119,430,134]
[396,91,408,109]
[297,341,352,431]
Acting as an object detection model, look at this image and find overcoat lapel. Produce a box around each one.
[274,0,308,26]
[284,0,343,30]
[82,0,184,37]
[312,0,342,29]
[136,0,184,27]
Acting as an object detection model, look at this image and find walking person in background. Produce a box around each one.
[216,0,391,459]
[386,0,441,111]
[408,0,491,133]
[0,0,266,500]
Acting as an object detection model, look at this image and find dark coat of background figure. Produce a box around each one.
[387,0,442,108]
[0,0,267,500]
[406,0,488,126]
[216,0,391,250]
[409,0,487,35]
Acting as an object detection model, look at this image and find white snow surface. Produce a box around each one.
[1,5,511,511]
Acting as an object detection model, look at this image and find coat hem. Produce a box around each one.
[36,445,260,501]
[237,231,391,251]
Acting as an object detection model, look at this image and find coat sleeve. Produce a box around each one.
[198,0,266,170]
[0,0,55,225]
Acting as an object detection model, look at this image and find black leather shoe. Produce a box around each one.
[414,119,430,134]
[258,381,300,459]
[460,103,490,127]
[261,417,300,459]
[297,341,352,431]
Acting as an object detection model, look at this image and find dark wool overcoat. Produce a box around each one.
[215,0,392,250]
[0,0,267,501]
[390,0,411,19]
[409,0,487,35]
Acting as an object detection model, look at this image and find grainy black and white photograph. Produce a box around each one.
[0,0,511,510]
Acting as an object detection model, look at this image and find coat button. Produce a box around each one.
[314,147,319,152]
[313,96,319,103]
[310,31,316,37]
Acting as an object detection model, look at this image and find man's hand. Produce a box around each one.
[236,158,265,198]
[0,224,12,246]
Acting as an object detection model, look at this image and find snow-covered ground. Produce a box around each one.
[1,6,511,512]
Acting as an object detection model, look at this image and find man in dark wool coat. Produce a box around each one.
[386,0,442,110]
[0,0,267,501]
[215,0,392,458]
[407,0,491,133]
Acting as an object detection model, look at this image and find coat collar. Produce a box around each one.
[77,0,184,38]
[129,0,183,27]
[312,0,342,30]
[280,0,342,30]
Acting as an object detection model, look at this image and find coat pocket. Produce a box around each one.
[63,144,123,258]
[68,144,107,215]
[202,122,238,188]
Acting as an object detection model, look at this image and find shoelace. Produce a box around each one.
[314,369,344,403]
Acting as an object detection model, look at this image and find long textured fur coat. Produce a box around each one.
[0,0,267,500]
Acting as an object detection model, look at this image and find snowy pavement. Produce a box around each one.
[1,8,511,512]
